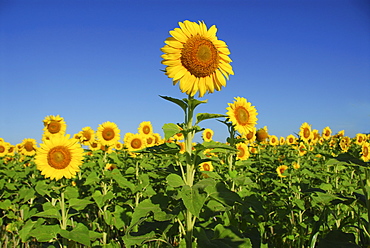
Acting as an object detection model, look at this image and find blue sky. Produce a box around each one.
[1,0,369,145]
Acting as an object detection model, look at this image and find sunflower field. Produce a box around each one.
[1,20,370,248]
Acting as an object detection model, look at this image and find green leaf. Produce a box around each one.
[68,198,93,211]
[205,182,242,206]
[159,95,188,112]
[64,186,79,199]
[29,224,60,242]
[19,219,41,242]
[33,208,61,219]
[59,223,91,247]
[35,180,50,197]
[180,185,206,218]
[0,199,12,209]
[84,171,100,185]
[166,174,185,188]
[162,123,181,140]
[110,168,135,191]
[195,113,227,125]
[18,187,35,203]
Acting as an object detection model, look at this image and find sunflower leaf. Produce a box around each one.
[159,95,187,112]
[162,123,181,140]
[195,113,227,125]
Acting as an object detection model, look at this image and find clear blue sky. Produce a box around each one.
[1,0,369,145]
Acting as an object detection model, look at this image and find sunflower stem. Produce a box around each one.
[184,95,196,248]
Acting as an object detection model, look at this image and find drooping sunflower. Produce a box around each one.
[279,137,286,145]
[138,121,153,136]
[276,165,288,178]
[19,138,38,156]
[124,133,147,153]
[256,126,268,143]
[244,127,256,143]
[161,20,234,97]
[35,134,84,180]
[299,122,313,143]
[298,142,307,156]
[236,142,250,160]
[43,115,67,136]
[96,121,121,147]
[355,133,367,146]
[202,128,214,142]
[77,127,95,146]
[226,97,258,136]
[360,142,370,162]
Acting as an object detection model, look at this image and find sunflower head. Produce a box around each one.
[97,121,121,147]
[299,122,313,143]
[138,121,153,136]
[43,115,67,136]
[124,133,147,152]
[199,161,214,172]
[20,138,37,156]
[276,165,288,178]
[202,128,214,142]
[256,127,268,142]
[236,142,250,161]
[361,142,370,162]
[35,134,84,180]
[226,97,258,136]
[161,20,233,97]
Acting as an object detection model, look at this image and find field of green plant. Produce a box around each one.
[1,20,369,248]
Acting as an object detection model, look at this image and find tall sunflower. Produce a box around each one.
[96,121,121,147]
[322,127,332,140]
[161,20,233,97]
[35,134,84,180]
[77,127,95,146]
[299,122,313,143]
[226,97,258,136]
[43,115,67,136]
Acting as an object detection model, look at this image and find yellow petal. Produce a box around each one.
[204,75,214,93]
[170,28,188,43]
[219,61,234,75]
[165,37,184,48]
[218,47,231,55]
[161,45,180,54]
[172,66,188,81]
[206,25,217,39]
[178,21,192,38]
[219,53,232,63]
[215,69,226,87]
[198,77,207,97]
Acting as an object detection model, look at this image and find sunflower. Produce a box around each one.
[256,126,268,142]
[279,137,286,145]
[19,138,37,156]
[269,135,279,146]
[138,121,153,136]
[286,134,297,145]
[96,121,121,147]
[322,127,332,140]
[360,142,370,162]
[199,161,214,172]
[161,20,233,97]
[124,133,147,152]
[298,142,307,156]
[355,133,367,146]
[299,122,313,143]
[292,162,300,170]
[0,140,9,157]
[339,136,351,152]
[35,134,84,180]
[244,127,256,143]
[276,165,288,178]
[236,142,250,160]
[43,115,67,136]
[202,128,214,142]
[226,97,258,136]
[77,127,95,146]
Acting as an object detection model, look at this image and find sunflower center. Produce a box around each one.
[102,128,115,141]
[206,131,212,140]
[48,121,61,134]
[238,147,245,157]
[47,146,71,170]
[131,138,142,149]
[303,128,310,139]
[363,146,368,157]
[83,131,92,141]
[181,35,219,78]
[235,107,249,125]
[0,145,5,153]
[143,126,151,135]
[203,163,211,171]
[24,142,34,152]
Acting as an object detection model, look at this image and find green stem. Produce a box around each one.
[60,192,67,230]
[184,95,196,248]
